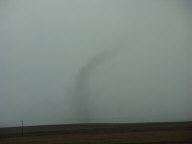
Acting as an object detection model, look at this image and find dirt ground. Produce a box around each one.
[0,130,191,144]
[0,123,192,144]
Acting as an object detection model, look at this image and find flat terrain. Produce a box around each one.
[0,122,192,144]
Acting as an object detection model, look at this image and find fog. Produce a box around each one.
[0,0,191,127]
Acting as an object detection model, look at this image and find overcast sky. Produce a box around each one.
[0,0,191,127]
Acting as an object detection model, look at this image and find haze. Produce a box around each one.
[0,0,191,127]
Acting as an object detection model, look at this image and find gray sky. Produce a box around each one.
[0,0,191,127]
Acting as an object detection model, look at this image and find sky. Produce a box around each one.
[0,0,191,127]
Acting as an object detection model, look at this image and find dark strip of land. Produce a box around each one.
[0,122,192,143]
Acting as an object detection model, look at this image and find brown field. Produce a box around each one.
[0,122,192,144]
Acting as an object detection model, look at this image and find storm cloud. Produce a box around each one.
[0,0,191,127]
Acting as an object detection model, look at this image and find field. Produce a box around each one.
[0,122,192,144]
